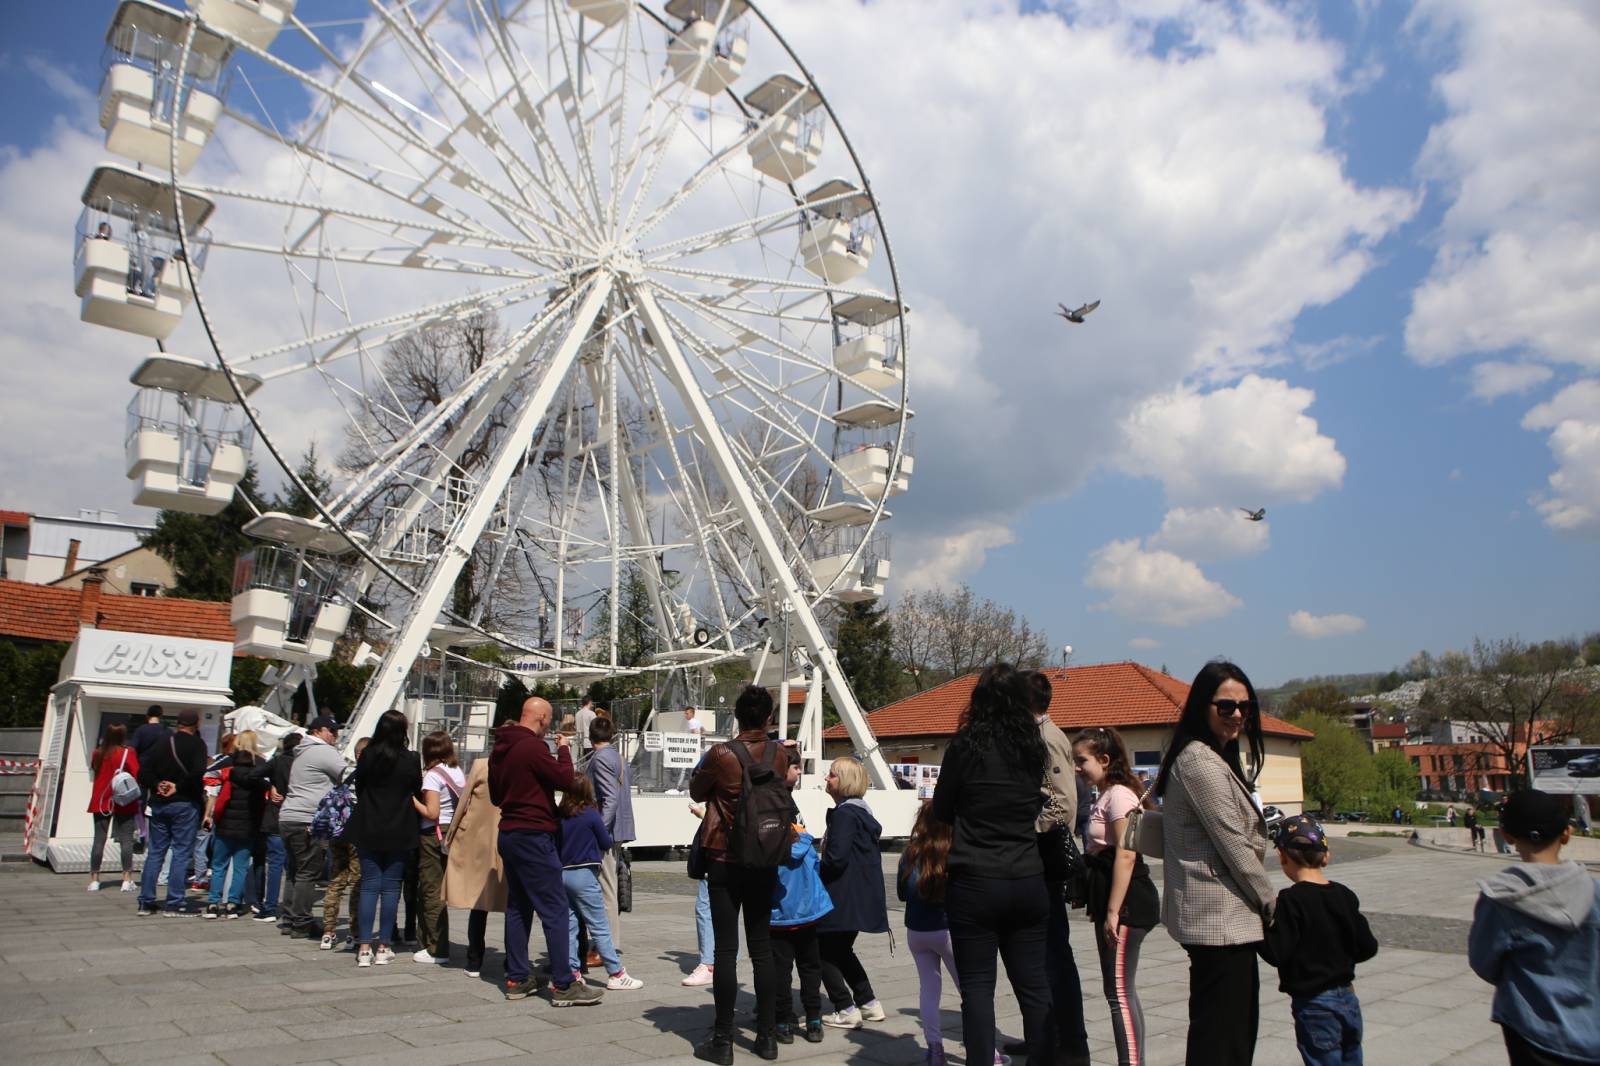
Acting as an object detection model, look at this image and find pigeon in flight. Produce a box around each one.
[1239,507,1266,522]
[1055,300,1100,324]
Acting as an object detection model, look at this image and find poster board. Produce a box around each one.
[1528,745,1600,794]
[662,732,703,769]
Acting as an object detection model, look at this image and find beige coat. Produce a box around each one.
[1036,717,1079,833]
[444,760,508,912]
[1160,741,1274,945]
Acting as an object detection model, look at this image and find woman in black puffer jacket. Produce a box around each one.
[204,747,268,918]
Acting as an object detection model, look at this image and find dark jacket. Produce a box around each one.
[138,729,207,808]
[260,749,295,835]
[130,720,170,761]
[688,729,791,856]
[488,724,573,834]
[558,806,615,868]
[212,754,267,841]
[817,799,888,934]
[347,746,422,853]
[897,852,948,932]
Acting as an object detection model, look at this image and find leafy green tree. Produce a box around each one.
[229,656,270,708]
[591,564,657,669]
[835,600,901,711]
[1285,683,1349,721]
[1294,713,1378,813]
[0,641,69,727]
[1371,747,1421,812]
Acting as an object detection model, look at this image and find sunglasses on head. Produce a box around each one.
[1212,698,1258,719]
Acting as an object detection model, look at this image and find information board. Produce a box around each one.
[663,732,704,769]
[642,731,663,752]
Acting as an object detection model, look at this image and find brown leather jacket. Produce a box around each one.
[689,729,791,856]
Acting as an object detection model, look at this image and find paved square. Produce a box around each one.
[0,837,1515,1065]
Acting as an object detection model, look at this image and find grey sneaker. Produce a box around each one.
[550,980,606,1007]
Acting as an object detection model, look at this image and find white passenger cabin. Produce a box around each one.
[665,0,749,95]
[744,75,823,184]
[100,1,232,173]
[800,179,875,283]
[230,514,364,665]
[568,0,633,29]
[76,164,213,340]
[833,293,905,392]
[810,529,890,603]
[126,355,261,514]
[834,433,913,503]
[189,0,297,50]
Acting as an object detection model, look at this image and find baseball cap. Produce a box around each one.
[175,708,200,727]
[306,715,341,735]
[1272,813,1329,853]
[1499,790,1569,843]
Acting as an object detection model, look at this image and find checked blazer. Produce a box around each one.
[1160,741,1276,946]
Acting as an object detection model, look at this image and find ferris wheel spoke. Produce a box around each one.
[648,278,833,381]
[646,262,884,303]
[641,186,856,262]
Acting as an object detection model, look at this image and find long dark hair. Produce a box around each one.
[360,709,411,780]
[1153,660,1264,797]
[953,662,1046,778]
[558,773,596,818]
[1073,726,1143,797]
[901,802,952,903]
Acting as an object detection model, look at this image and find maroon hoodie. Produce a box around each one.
[488,723,574,833]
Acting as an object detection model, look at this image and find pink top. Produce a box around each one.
[1085,783,1141,855]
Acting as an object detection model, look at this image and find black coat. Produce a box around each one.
[213,755,267,841]
[260,750,295,835]
[346,746,422,853]
[817,800,888,934]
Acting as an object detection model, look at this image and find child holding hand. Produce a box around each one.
[1259,814,1378,1066]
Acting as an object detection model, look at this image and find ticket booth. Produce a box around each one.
[29,627,233,872]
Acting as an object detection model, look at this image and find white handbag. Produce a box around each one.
[1121,785,1163,860]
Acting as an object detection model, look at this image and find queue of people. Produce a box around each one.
[82,665,1597,1066]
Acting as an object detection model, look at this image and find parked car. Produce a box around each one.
[1567,754,1600,777]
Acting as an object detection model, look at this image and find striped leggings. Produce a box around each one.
[1094,923,1149,1066]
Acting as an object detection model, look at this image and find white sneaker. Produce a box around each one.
[320,934,337,950]
[682,963,714,987]
[412,949,444,965]
[606,971,644,990]
[357,947,373,968]
[822,1007,863,1029]
[374,946,395,966]
[860,1000,886,1023]
[120,880,136,893]
[87,881,101,893]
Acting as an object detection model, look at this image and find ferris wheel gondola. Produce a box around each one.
[73,0,913,790]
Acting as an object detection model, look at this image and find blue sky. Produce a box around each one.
[0,1,1594,687]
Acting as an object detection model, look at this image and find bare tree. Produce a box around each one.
[1422,636,1600,783]
[889,584,1051,691]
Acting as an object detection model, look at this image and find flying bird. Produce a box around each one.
[1055,300,1100,324]
[1239,507,1266,522]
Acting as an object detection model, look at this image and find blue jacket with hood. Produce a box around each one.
[1468,859,1600,1062]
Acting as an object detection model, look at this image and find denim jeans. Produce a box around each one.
[190,826,213,882]
[695,877,715,966]
[207,836,252,906]
[260,833,287,915]
[355,849,409,947]
[1291,986,1363,1066]
[564,866,620,976]
[139,802,200,911]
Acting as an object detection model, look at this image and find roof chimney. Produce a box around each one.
[78,567,107,627]
[62,538,81,578]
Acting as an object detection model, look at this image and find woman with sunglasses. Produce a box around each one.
[1151,660,1274,1066]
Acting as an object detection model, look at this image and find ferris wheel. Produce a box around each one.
[74,0,912,786]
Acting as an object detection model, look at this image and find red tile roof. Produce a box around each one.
[0,510,29,528]
[0,579,235,643]
[1371,723,1407,739]
[825,662,1314,742]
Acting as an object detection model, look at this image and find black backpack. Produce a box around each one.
[727,741,796,867]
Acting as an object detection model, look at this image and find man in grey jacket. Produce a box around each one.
[586,717,635,951]
[278,716,346,937]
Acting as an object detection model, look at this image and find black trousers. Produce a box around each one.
[281,828,327,930]
[818,929,877,1011]
[1504,1026,1591,1066]
[1182,943,1260,1066]
[771,924,823,1024]
[467,908,489,971]
[708,861,779,1036]
[947,873,1054,1066]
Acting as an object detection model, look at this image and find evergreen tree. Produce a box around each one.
[835,600,900,711]
[269,442,333,517]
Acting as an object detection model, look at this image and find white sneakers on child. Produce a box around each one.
[859,1000,886,1023]
[681,963,714,987]
[320,934,337,951]
[606,970,644,990]
[357,947,373,968]
[821,1007,863,1029]
[374,946,395,966]
[412,949,445,965]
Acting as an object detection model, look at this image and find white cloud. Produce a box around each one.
[1405,2,1600,370]
[1288,610,1367,639]
[1086,539,1242,626]
[1119,375,1347,506]
[1469,360,1554,401]
[892,521,1017,594]
[1521,380,1600,537]
[1129,636,1162,650]
[1150,505,1269,561]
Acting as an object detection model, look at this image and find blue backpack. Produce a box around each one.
[310,779,355,840]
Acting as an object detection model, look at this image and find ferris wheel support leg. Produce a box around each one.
[631,284,897,791]
[340,276,615,752]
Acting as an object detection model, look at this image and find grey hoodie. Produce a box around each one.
[1469,861,1600,1062]
[278,734,349,827]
